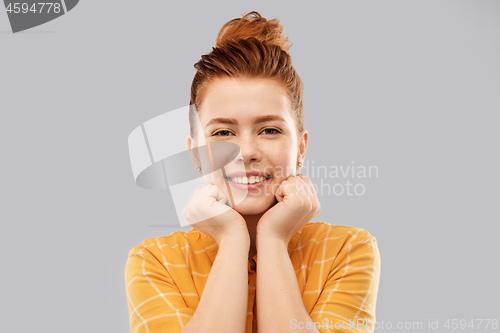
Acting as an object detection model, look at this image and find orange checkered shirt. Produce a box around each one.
[125,221,381,333]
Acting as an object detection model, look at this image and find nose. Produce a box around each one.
[236,135,262,164]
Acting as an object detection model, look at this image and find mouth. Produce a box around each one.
[225,175,272,190]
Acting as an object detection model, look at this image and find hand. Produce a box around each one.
[257,174,321,243]
[183,182,249,244]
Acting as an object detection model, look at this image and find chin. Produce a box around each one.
[233,196,275,215]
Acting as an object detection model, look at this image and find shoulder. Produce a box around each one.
[299,221,378,253]
[126,228,205,261]
[302,221,376,239]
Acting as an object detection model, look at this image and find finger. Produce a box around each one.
[287,175,308,197]
[297,174,318,198]
[275,180,290,200]
[296,174,314,197]
[297,174,320,212]
[208,184,227,204]
[290,175,314,209]
[297,176,314,208]
[283,176,311,209]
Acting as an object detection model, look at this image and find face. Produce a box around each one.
[187,77,308,215]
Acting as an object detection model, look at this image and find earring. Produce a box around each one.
[298,162,302,167]
[197,167,201,171]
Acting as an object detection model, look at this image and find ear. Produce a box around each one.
[187,134,201,172]
[187,133,193,151]
[298,129,309,163]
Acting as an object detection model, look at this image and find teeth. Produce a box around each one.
[228,176,270,184]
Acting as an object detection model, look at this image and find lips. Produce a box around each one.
[225,175,272,190]
[226,171,272,178]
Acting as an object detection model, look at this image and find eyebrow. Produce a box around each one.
[205,115,286,127]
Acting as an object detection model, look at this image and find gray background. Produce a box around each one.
[1,1,499,332]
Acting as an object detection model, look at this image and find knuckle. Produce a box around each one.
[183,207,190,220]
[307,198,313,210]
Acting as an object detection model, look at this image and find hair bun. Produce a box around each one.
[215,11,292,53]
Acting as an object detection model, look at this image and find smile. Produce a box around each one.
[226,176,272,190]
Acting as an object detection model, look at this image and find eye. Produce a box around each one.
[261,128,281,135]
[211,128,282,137]
[212,130,233,137]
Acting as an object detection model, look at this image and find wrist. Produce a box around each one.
[218,231,250,248]
[256,231,289,249]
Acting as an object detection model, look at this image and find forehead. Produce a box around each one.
[198,77,294,125]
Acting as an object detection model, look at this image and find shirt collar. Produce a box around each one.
[196,227,304,265]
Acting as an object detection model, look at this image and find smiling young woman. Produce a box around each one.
[125,11,381,333]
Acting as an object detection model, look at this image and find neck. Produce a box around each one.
[243,212,264,261]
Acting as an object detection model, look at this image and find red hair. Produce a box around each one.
[189,11,304,139]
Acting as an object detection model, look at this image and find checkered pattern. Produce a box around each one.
[124,222,380,333]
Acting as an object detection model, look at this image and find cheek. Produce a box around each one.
[267,144,297,178]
